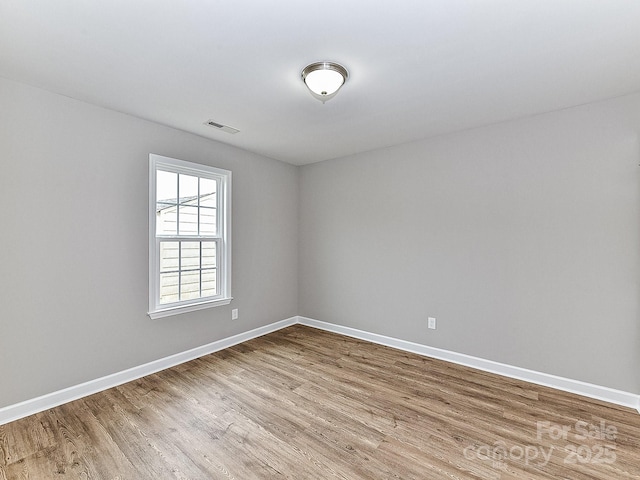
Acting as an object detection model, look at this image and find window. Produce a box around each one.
[148,154,231,319]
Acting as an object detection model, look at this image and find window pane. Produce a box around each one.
[160,241,179,273]
[157,206,177,235]
[200,207,217,235]
[159,272,179,304]
[180,271,200,300]
[178,206,198,234]
[157,171,178,235]
[179,174,199,203]
[181,242,200,270]
[202,242,216,269]
[200,178,217,207]
[201,268,217,297]
[157,170,177,203]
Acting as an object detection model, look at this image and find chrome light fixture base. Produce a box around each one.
[301,61,349,103]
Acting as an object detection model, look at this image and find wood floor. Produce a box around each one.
[1,325,639,479]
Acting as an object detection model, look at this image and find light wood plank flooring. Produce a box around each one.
[1,325,639,479]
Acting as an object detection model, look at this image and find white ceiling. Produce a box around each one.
[2,1,640,165]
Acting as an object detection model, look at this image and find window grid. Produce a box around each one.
[157,239,218,304]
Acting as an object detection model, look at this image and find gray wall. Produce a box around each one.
[299,93,640,394]
[0,77,299,408]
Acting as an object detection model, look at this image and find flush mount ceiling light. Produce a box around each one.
[301,61,349,103]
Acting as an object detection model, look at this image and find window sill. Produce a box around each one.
[148,297,233,320]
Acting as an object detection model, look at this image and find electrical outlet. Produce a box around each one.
[428,317,437,330]
[231,308,238,320]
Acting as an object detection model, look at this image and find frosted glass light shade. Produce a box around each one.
[305,69,344,96]
[301,62,348,103]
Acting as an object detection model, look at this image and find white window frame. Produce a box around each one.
[148,154,232,319]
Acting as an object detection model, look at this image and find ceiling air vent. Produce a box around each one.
[204,119,240,135]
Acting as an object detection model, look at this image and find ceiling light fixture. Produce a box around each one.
[301,61,349,103]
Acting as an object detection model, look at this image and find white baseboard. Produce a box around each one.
[298,316,640,414]
[2,315,638,426]
[0,317,298,426]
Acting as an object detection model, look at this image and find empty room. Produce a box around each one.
[1,1,640,478]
